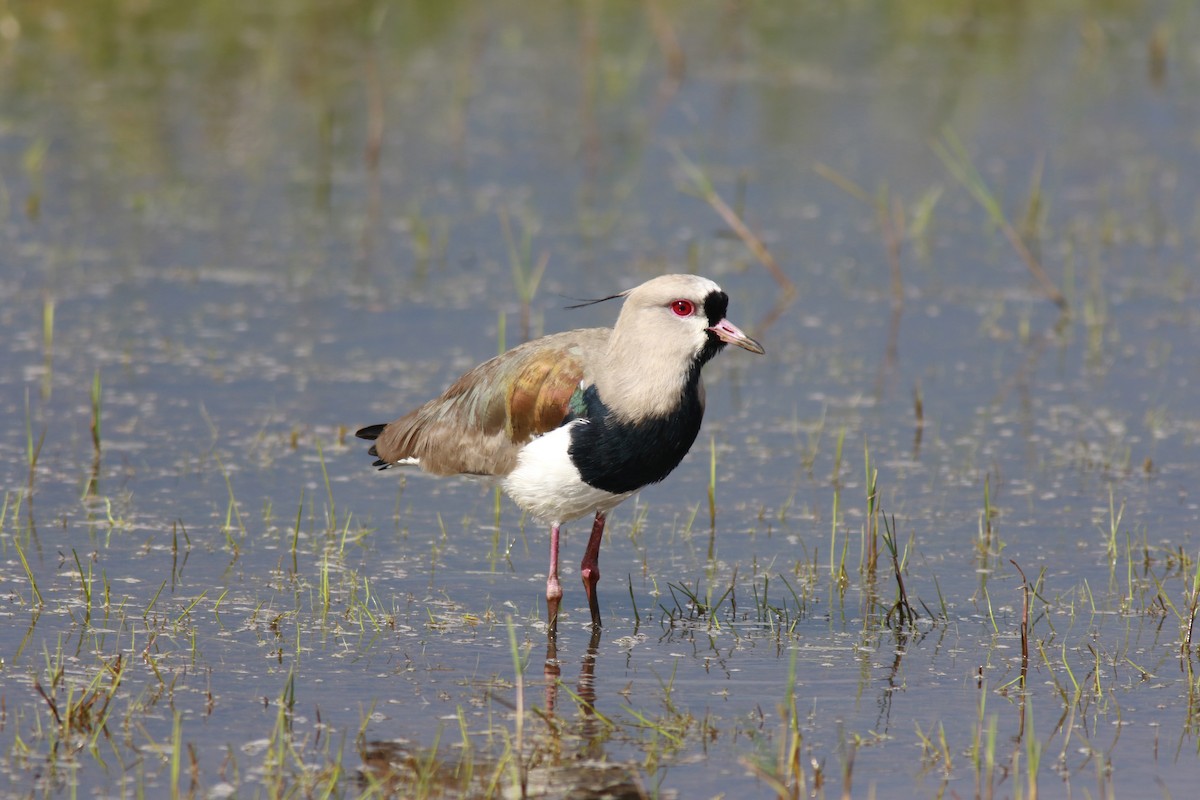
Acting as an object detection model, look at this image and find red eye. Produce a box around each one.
[670,299,695,317]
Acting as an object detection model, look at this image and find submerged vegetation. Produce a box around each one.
[4,422,1199,797]
[2,0,1199,797]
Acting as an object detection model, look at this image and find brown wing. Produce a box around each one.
[360,329,609,477]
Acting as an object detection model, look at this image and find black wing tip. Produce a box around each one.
[356,423,386,441]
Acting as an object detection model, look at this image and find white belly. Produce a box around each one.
[503,422,633,524]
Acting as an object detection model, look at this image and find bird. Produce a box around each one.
[355,273,763,629]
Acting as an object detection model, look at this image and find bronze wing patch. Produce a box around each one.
[505,351,584,443]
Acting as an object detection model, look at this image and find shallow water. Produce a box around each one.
[2,2,1199,797]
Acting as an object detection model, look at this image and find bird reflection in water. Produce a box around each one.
[359,629,646,799]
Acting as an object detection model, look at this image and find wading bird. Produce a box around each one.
[356,274,763,629]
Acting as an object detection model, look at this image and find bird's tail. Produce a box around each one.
[356,423,386,441]
[355,423,390,467]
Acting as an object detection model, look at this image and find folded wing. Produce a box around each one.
[357,329,609,476]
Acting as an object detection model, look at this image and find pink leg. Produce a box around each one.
[580,511,606,628]
[546,522,563,626]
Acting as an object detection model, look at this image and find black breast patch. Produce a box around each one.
[566,380,705,495]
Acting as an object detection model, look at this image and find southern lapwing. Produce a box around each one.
[356,273,763,628]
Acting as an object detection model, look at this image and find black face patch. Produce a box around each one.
[698,290,732,365]
[702,290,729,327]
[567,379,705,495]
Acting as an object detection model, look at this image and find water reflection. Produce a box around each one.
[360,627,644,799]
[3,0,1199,796]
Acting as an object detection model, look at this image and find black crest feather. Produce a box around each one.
[562,290,629,310]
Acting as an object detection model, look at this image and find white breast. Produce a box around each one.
[502,422,633,524]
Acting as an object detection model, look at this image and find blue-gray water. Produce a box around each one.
[2,2,1199,797]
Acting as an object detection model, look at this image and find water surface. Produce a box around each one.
[2,2,1199,797]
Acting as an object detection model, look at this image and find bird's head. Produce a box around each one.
[594,274,763,419]
[617,273,764,364]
